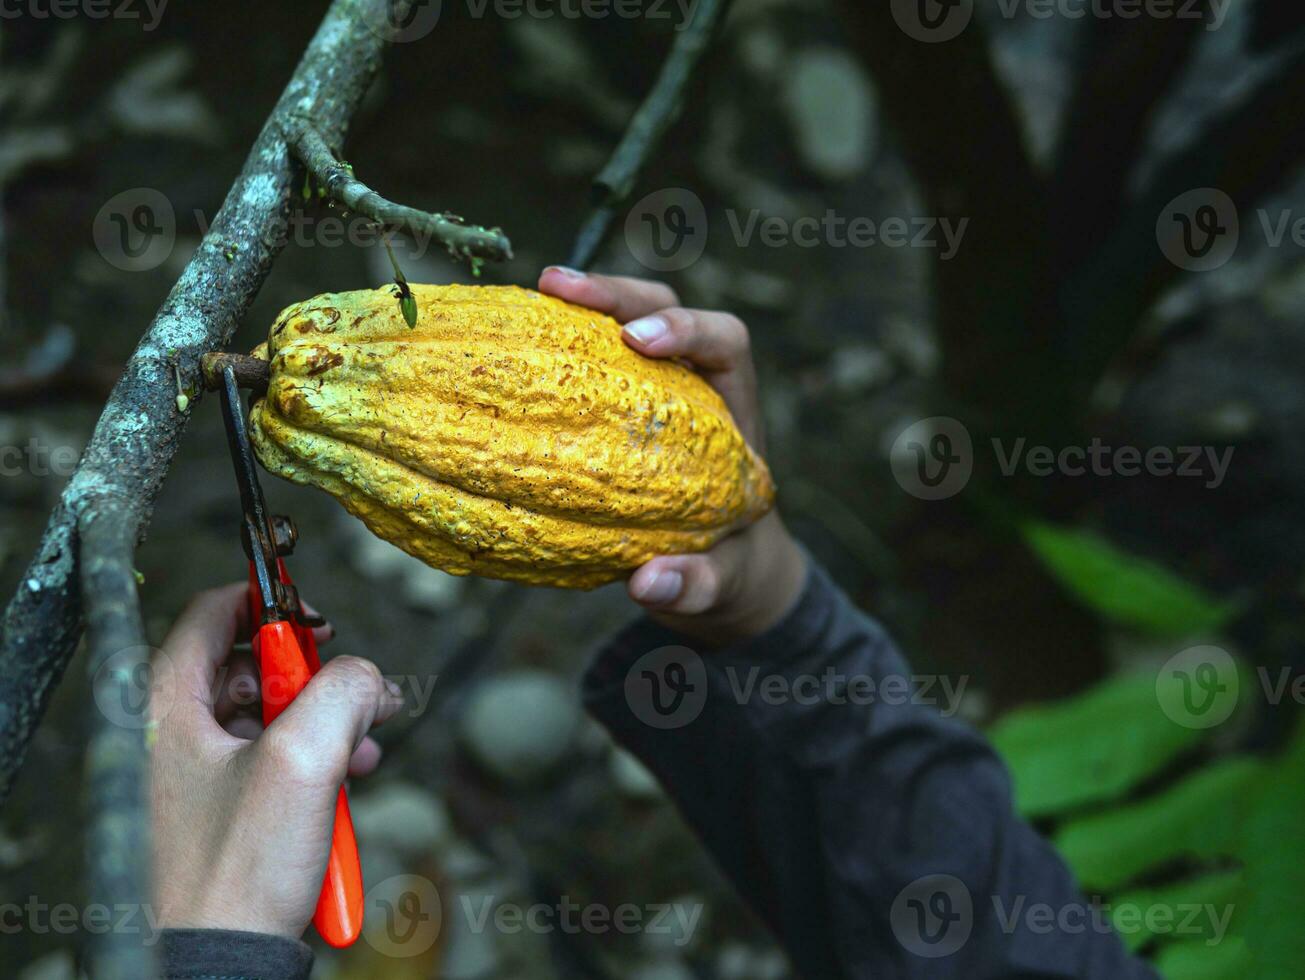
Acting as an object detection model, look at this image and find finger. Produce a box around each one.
[621,308,762,449]
[226,716,380,777]
[231,666,394,906]
[621,308,751,371]
[159,583,251,710]
[348,736,383,779]
[539,267,680,323]
[259,656,404,786]
[627,535,751,617]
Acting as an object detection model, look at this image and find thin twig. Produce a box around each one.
[0,0,412,806]
[283,114,513,265]
[80,501,154,980]
[568,0,733,269]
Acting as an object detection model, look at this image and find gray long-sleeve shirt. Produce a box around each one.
[160,560,1155,979]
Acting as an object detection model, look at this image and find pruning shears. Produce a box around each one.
[215,364,365,948]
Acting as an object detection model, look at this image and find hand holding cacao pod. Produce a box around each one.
[247,283,776,589]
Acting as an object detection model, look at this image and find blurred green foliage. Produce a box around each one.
[1019,521,1240,637]
[991,670,1211,817]
[995,643,1304,978]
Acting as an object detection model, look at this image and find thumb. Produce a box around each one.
[628,535,751,616]
[257,656,402,789]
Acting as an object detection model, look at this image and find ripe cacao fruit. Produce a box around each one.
[248,284,775,589]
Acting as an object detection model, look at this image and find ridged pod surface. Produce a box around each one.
[248,284,775,588]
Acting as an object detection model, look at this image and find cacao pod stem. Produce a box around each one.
[201,352,270,394]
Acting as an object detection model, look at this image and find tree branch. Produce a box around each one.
[0,0,412,806]
[283,114,513,265]
[569,0,733,269]
[80,500,154,980]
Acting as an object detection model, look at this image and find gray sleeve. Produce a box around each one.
[160,928,314,980]
[583,559,1157,979]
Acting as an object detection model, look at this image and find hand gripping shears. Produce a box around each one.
[215,363,364,947]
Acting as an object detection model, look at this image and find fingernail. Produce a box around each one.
[637,568,683,605]
[546,265,586,280]
[384,679,403,700]
[624,316,668,346]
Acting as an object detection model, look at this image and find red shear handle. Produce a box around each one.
[254,618,365,947]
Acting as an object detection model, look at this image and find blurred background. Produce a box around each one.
[3,0,1304,977]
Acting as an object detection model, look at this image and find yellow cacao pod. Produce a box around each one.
[248,284,775,589]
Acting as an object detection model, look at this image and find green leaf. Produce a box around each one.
[1019,521,1238,636]
[1054,758,1266,891]
[1235,721,1305,978]
[1108,868,1244,953]
[991,671,1209,818]
[1155,935,1252,980]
